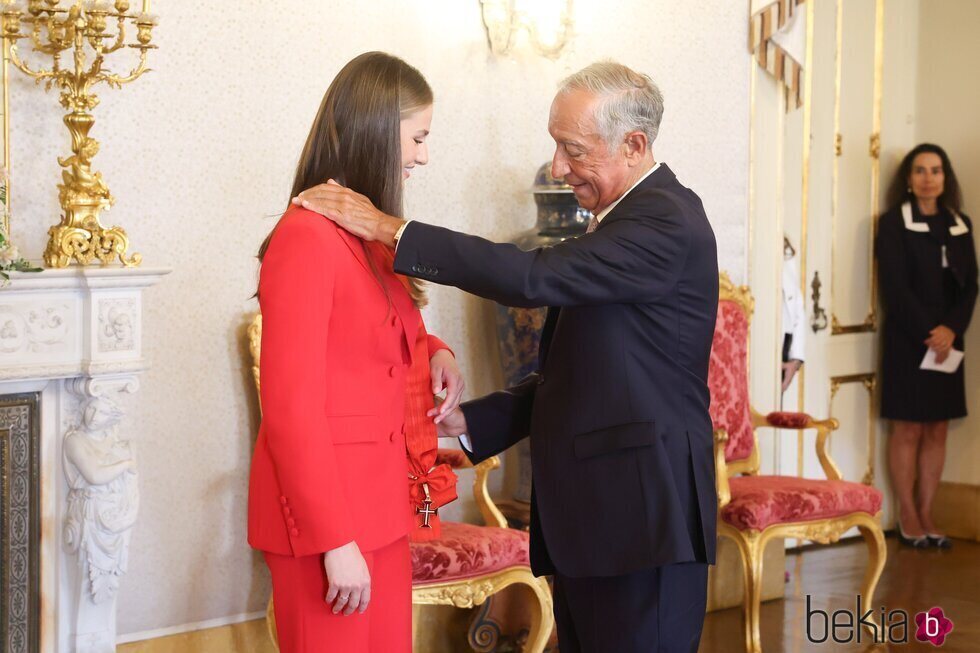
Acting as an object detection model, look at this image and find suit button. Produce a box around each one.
[283,507,291,516]
[279,496,287,505]
[389,366,397,377]
[412,264,421,273]
[286,517,296,527]
[432,268,439,276]
[290,528,299,537]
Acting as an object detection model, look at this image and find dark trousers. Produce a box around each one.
[553,562,709,653]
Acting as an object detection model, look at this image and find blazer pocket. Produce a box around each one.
[326,415,382,444]
[573,420,657,459]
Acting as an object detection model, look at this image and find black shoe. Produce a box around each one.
[927,533,953,549]
[897,522,929,549]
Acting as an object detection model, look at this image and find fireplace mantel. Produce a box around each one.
[0,266,169,653]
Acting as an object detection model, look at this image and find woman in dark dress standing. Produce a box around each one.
[877,143,978,549]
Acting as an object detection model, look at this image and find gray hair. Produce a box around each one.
[558,61,664,149]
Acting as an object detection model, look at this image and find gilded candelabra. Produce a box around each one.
[1,0,157,267]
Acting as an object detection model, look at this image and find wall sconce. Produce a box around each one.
[481,0,574,59]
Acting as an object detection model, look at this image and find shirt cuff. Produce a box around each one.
[393,219,413,251]
[458,434,473,453]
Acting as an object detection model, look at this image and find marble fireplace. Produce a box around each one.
[0,267,168,653]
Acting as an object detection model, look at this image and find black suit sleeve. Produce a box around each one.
[876,212,935,341]
[459,372,539,464]
[393,189,690,308]
[943,214,978,337]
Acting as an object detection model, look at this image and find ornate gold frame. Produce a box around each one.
[247,314,554,652]
[829,373,877,486]
[795,0,816,479]
[716,274,887,653]
[829,0,885,334]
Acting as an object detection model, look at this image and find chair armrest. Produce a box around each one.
[752,410,839,432]
[473,456,508,529]
[436,448,508,528]
[714,429,731,508]
[435,448,472,469]
[750,410,844,481]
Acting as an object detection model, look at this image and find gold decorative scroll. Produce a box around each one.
[829,373,877,485]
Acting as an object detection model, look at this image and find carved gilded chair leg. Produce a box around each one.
[857,519,887,643]
[728,529,765,653]
[520,575,556,653]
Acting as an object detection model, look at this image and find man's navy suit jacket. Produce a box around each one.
[394,164,719,578]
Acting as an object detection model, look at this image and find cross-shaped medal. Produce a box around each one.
[416,482,436,528]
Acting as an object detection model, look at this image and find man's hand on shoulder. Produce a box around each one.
[294,180,404,247]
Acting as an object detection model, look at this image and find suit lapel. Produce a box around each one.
[387,275,420,364]
[362,239,420,364]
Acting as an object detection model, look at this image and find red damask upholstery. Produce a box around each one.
[765,411,811,429]
[410,522,531,585]
[721,476,883,531]
[708,300,755,463]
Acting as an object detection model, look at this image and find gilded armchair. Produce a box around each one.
[709,274,887,653]
[248,314,554,652]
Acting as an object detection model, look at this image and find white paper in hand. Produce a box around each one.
[920,348,964,374]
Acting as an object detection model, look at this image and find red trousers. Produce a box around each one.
[264,536,411,652]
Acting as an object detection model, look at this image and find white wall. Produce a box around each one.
[915,0,980,485]
[6,0,750,635]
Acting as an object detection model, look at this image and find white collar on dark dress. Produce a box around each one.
[901,201,968,236]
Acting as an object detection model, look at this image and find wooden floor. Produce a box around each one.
[700,535,980,653]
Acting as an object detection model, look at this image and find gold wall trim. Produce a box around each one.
[796,0,816,480]
[829,0,884,335]
[2,36,10,235]
[829,372,877,485]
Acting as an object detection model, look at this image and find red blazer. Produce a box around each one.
[248,207,449,557]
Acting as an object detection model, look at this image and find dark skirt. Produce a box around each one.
[880,334,967,421]
[880,271,967,422]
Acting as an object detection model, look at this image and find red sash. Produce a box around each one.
[370,243,458,541]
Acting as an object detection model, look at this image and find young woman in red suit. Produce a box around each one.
[248,52,461,652]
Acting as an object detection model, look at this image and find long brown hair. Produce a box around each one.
[258,51,431,306]
[885,143,962,214]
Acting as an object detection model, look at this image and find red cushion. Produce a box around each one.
[766,411,810,429]
[709,300,755,463]
[721,476,883,531]
[410,522,530,585]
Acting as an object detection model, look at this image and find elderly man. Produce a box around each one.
[297,61,718,653]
